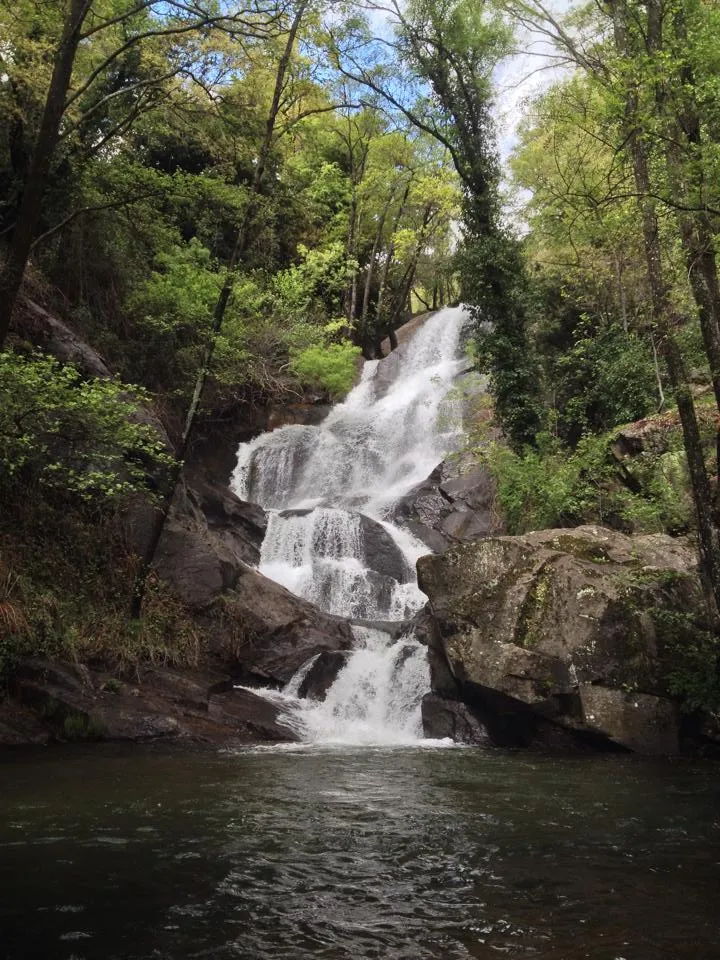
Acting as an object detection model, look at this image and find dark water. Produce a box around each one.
[1,745,719,960]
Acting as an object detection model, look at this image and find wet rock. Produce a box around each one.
[412,607,457,698]
[267,402,332,430]
[421,694,488,744]
[1,660,302,747]
[298,651,349,700]
[392,462,502,552]
[417,525,705,754]
[0,698,51,746]
[208,689,298,742]
[217,565,354,686]
[357,513,412,582]
[278,508,412,584]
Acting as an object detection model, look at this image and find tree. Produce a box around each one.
[0,0,280,348]
[130,0,314,617]
[506,0,720,619]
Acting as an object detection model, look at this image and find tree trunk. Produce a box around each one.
[359,193,394,344]
[130,0,310,617]
[609,0,720,621]
[651,4,720,480]
[0,0,92,347]
[374,179,412,338]
[388,204,432,330]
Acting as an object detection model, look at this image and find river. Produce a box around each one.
[1,744,719,959]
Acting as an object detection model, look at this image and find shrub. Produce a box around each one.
[0,352,173,505]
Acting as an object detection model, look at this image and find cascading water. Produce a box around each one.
[231,306,469,744]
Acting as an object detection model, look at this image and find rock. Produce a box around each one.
[421,693,488,744]
[188,472,267,566]
[15,298,112,379]
[351,618,413,639]
[0,698,51,746]
[208,689,298,742]
[575,686,679,755]
[417,525,706,754]
[357,513,412,582]
[391,461,502,552]
[610,418,674,459]
[278,508,412,584]
[297,651,349,700]
[216,565,354,686]
[267,402,332,430]
[412,607,457,698]
[0,659,302,747]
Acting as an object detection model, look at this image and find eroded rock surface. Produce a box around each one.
[3,660,298,746]
[392,460,503,552]
[418,525,708,754]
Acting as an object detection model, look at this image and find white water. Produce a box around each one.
[231,306,468,744]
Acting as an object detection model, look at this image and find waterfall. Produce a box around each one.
[231,306,468,744]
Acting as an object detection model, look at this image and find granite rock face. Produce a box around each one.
[417,525,708,754]
[391,461,503,552]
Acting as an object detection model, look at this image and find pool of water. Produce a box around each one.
[1,745,718,959]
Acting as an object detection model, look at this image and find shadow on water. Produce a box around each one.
[1,744,719,959]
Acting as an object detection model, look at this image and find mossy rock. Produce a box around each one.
[417,525,709,754]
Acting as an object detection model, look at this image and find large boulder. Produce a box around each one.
[421,693,489,744]
[297,651,349,700]
[417,525,709,754]
[217,565,353,686]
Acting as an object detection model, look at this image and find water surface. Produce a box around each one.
[1,745,718,959]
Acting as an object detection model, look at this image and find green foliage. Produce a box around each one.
[0,352,173,504]
[486,427,692,536]
[129,239,223,338]
[290,340,361,396]
[552,321,657,442]
[663,623,720,714]
[463,232,543,449]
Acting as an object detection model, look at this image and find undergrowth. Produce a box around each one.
[0,491,199,680]
[480,423,694,536]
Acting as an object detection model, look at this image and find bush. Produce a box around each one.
[0,352,173,505]
[290,341,361,397]
[487,428,691,535]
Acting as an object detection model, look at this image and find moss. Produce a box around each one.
[514,564,555,649]
[62,710,107,741]
[551,535,615,564]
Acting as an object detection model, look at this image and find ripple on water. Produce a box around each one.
[0,747,718,960]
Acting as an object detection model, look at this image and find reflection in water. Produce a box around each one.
[0,746,719,959]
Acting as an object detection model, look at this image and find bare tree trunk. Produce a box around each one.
[345,189,358,321]
[130,0,310,617]
[612,250,628,333]
[388,204,432,330]
[375,179,412,338]
[0,0,92,347]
